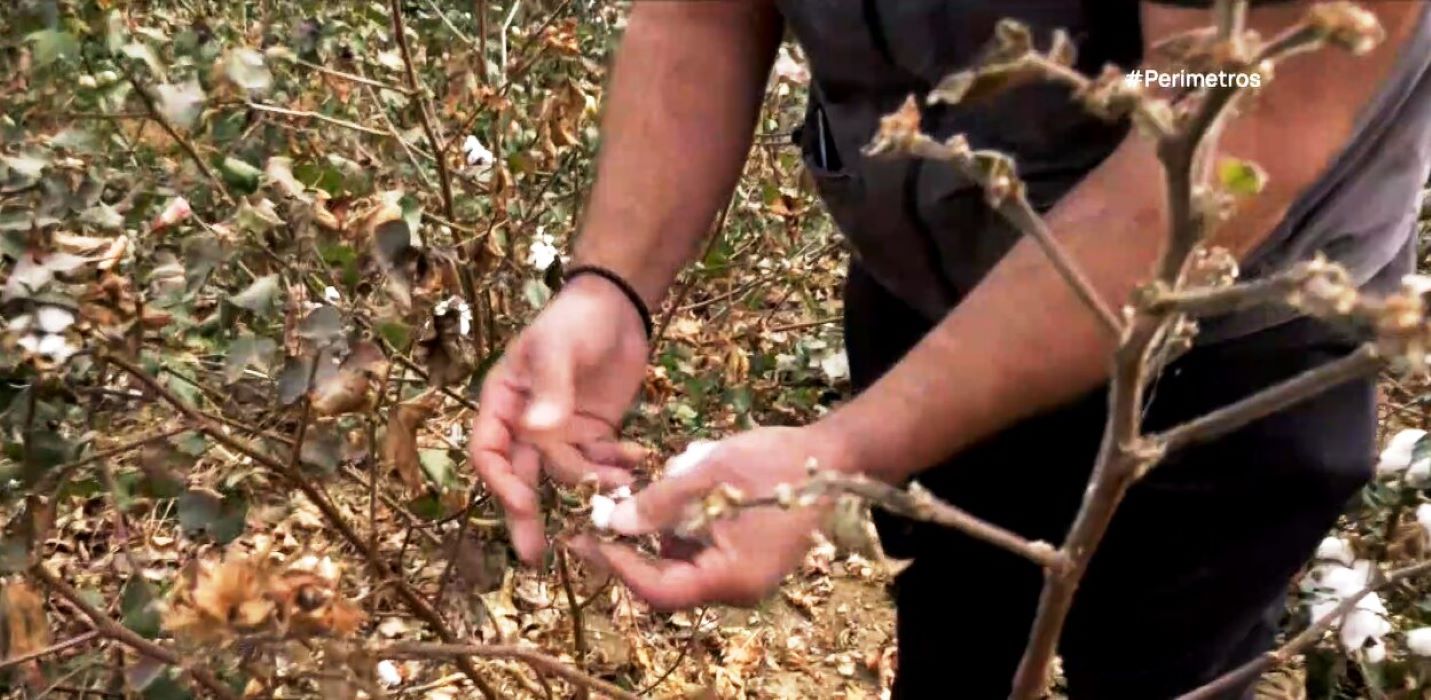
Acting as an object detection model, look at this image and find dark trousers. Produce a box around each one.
[843,264,1377,699]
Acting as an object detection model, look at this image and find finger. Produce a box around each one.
[540,440,635,488]
[472,357,527,452]
[506,443,547,565]
[568,537,714,611]
[606,460,722,536]
[522,338,577,432]
[578,439,650,470]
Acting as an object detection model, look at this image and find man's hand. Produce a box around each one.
[470,274,649,565]
[568,426,851,610]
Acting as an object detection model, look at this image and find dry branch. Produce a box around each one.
[116,63,235,207]
[30,565,239,700]
[389,0,456,220]
[101,352,500,700]
[381,642,644,700]
[1178,558,1431,700]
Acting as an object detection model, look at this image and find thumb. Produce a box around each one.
[522,338,577,432]
[608,444,723,536]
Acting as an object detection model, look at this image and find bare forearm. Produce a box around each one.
[816,139,1161,481]
[814,0,1421,483]
[572,2,782,307]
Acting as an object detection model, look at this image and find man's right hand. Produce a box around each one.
[469,273,650,565]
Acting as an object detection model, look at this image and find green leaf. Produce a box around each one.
[373,220,413,267]
[300,423,343,474]
[80,203,125,230]
[176,489,248,544]
[224,48,273,94]
[297,306,344,347]
[230,274,281,313]
[26,30,79,67]
[121,576,161,639]
[276,355,313,406]
[121,42,167,80]
[522,279,551,310]
[141,672,194,700]
[223,334,277,383]
[419,448,455,489]
[377,320,411,349]
[318,242,360,287]
[1218,157,1267,197]
[154,80,206,130]
[22,429,73,486]
[0,536,29,573]
[221,156,264,191]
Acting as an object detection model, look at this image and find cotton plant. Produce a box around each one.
[1379,427,1431,485]
[527,227,561,271]
[1300,539,1390,662]
[1296,428,1431,672]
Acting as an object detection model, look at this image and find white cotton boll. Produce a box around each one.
[589,494,616,530]
[1364,638,1387,663]
[666,440,718,478]
[1309,598,1341,625]
[34,306,75,334]
[526,230,559,271]
[1418,504,1431,539]
[1319,561,1372,599]
[35,333,77,363]
[1404,274,1431,297]
[7,314,34,334]
[1315,536,1355,566]
[323,286,341,303]
[1410,458,1431,487]
[1406,627,1431,656]
[772,46,810,84]
[1378,429,1426,474]
[457,302,473,337]
[376,660,403,687]
[610,485,632,500]
[463,134,494,167]
[1339,599,1390,652]
[819,351,850,382]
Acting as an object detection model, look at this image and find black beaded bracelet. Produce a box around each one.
[563,265,654,339]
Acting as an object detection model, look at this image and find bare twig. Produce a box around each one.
[902,134,1123,337]
[116,63,234,207]
[289,57,414,94]
[702,472,1065,571]
[1154,344,1381,453]
[244,102,391,138]
[1007,3,1374,696]
[389,0,456,220]
[0,631,99,671]
[555,548,590,700]
[1179,558,1431,700]
[421,0,476,46]
[381,642,643,700]
[1142,264,1314,317]
[30,565,239,700]
[101,352,500,699]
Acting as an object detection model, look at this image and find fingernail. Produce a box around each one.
[524,401,562,430]
[608,499,643,535]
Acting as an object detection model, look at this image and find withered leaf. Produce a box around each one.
[383,389,441,494]
[0,579,50,685]
[308,342,387,417]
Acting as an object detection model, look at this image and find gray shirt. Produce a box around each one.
[777,0,1431,342]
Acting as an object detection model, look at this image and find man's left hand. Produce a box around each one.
[567,425,851,610]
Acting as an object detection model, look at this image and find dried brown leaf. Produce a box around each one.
[383,389,442,494]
